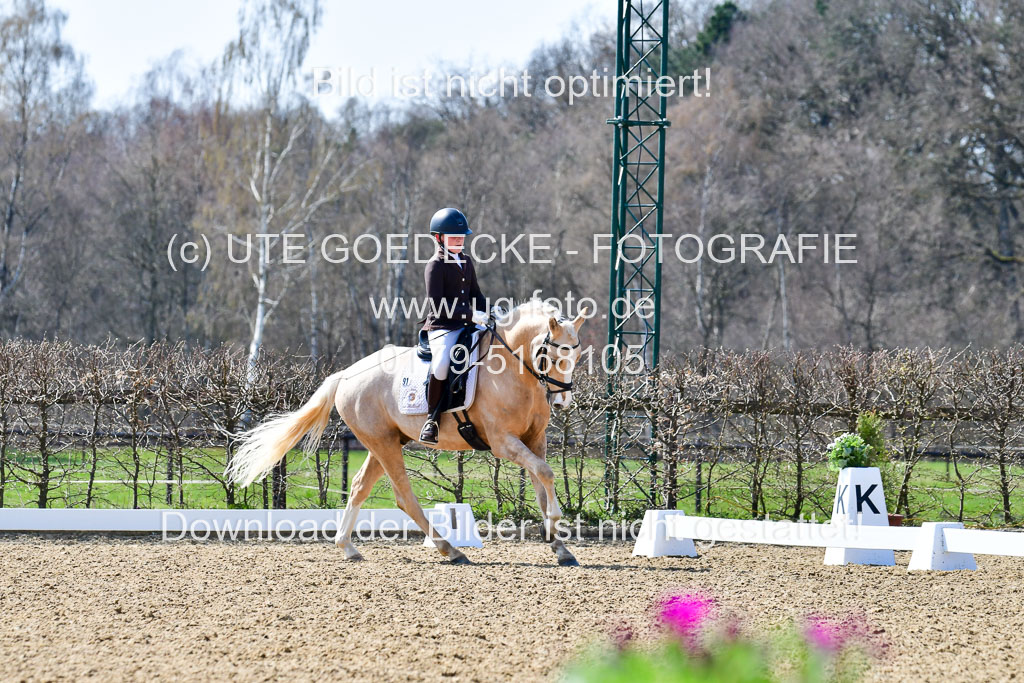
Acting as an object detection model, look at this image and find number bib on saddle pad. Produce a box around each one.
[394,326,485,416]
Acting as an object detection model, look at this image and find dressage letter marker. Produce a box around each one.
[824,467,895,567]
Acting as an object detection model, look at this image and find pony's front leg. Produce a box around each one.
[528,471,579,566]
[496,434,579,566]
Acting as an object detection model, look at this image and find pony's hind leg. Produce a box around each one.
[368,437,471,565]
[335,454,385,560]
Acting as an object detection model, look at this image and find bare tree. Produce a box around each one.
[0,0,90,325]
[99,57,205,342]
[217,0,357,377]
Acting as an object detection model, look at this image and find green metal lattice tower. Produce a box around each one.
[604,0,670,510]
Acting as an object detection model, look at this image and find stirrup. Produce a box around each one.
[419,418,439,443]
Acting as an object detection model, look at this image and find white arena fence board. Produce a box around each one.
[632,512,1024,571]
[666,515,920,551]
[943,528,1024,557]
[0,508,412,533]
[0,506,483,547]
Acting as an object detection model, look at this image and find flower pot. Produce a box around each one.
[887,514,904,527]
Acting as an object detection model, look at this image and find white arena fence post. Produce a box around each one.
[632,509,698,558]
[907,522,977,571]
[422,503,484,549]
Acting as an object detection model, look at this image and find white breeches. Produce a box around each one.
[428,328,463,380]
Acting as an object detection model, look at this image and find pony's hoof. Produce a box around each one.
[558,555,580,567]
[339,545,364,561]
[449,554,472,565]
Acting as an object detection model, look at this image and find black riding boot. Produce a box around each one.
[419,374,445,443]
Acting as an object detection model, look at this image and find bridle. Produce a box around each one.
[481,316,579,397]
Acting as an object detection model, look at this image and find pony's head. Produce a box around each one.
[504,299,589,409]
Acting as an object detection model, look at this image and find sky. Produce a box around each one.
[49,0,605,110]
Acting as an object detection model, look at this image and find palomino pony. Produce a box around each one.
[226,299,586,566]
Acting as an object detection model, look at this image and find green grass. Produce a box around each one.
[1,447,1020,528]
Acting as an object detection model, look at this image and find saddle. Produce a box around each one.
[394,326,490,450]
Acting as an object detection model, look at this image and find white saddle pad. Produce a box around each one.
[394,329,484,416]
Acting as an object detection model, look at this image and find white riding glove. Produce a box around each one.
[471,310,490,326]
[490,304,510,324]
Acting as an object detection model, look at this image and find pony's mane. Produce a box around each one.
[507,297,564,325]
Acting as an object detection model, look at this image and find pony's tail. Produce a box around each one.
[226,372,344,488]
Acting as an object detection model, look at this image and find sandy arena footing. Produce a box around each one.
[1,535,1021,681]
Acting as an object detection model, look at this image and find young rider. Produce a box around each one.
[419,207,490,444]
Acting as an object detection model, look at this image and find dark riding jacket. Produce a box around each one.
[420,246,487,332]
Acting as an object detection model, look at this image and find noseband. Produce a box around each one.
[532,331,579,395]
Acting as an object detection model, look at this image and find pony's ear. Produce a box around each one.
[548,316,560,335]
[571,303,591,332]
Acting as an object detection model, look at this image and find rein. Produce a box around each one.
[480,317,578,396]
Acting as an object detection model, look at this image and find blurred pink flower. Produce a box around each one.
[657,592,715,638]
[605,618,634,651]
[804,614,847,653]
[802,611,890,661]
[722,615,743,642]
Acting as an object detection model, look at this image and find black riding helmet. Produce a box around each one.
[429,207,472,235]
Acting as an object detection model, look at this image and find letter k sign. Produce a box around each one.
[855,484,880,514]
[834,485,848,514]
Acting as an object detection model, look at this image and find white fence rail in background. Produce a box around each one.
[5,507,1024,570]
[0,505,483,548]
[670,514,920,551]
[632,510,1024,571]
[942,528,1024,556]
